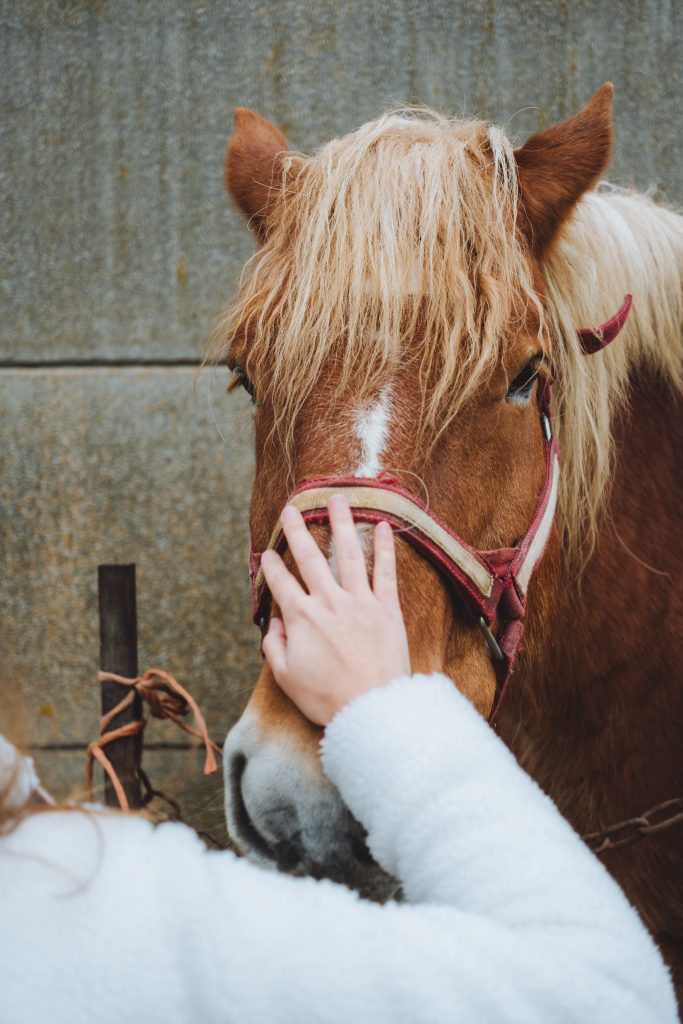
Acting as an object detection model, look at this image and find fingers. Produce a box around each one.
[328,494,370,593]
[265,496,371,608]
[372,520,399,603]
[260,549,306,624]
[262,616,287,682]
[280,505,336,599]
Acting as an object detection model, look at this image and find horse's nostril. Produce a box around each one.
[350,832,375,867]
[228,752,273,861]
[271,837,303,873]
[228,753,305,869]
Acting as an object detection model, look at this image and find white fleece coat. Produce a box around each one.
[0,674,677,1023]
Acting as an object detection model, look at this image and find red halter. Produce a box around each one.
[249,295,632,720]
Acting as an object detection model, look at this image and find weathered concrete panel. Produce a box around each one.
[1,367,260,745]
[2,0,682,363]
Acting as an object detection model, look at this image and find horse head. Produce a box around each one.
[219,86,614,891]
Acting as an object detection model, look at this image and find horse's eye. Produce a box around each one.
[506,355,544,405]
[228,365,256,404]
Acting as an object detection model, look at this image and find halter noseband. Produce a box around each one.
[249,294,633,721]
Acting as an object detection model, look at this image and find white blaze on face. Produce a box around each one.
[354,386,392,477]
[325,386,393,576]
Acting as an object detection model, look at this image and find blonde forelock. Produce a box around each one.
[212,109,543,448]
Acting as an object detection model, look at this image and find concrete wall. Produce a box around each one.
[2,0,681,827]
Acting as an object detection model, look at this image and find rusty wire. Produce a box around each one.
[583,796,683,854]
[138,767,230,851]
[90,671,683,859]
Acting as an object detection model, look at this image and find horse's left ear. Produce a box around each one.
[514,83,614,258]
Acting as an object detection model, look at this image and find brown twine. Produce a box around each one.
[87,668,222,813]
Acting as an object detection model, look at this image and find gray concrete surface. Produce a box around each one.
[2,0,681,363]
[2,0,681,808]
[2,367,259,747]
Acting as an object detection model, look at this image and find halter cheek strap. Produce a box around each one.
[248,295,632,722]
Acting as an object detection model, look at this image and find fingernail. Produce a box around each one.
[328,493,347,510]
[260,549,274,566]
[377,520,392,536]
[281,504,298,525]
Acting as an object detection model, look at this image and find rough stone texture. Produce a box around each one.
[1,367,260,745]
[1,0,682,363]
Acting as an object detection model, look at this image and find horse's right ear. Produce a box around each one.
[225,108,291,241]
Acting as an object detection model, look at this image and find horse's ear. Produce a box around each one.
[514,83,614,258]
[225,108,291,240]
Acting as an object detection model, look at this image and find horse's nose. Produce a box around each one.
[227,751,305,871]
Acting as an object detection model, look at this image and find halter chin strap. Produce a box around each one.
[249,295,632,722]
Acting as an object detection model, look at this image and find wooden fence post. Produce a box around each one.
[97,564,142,809]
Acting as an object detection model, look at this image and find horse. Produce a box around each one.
[214,84,683,999]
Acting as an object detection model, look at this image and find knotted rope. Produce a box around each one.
[87,668,221,812]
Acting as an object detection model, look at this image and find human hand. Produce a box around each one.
[260,495,411,726]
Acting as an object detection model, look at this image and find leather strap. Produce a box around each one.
[254,480,495,603]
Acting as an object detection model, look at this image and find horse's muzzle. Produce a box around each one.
[224,714,396,899]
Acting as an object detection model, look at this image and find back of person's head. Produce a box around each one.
[0,677,57,834]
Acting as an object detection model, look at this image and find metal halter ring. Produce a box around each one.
[478,617,505,662]
[542,413,552,442]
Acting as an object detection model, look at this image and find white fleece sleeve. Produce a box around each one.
[320,674,678,1022]
[0,676,677,1024]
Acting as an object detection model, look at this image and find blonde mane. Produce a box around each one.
[543,188,683,554]
[211,109,683,558]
